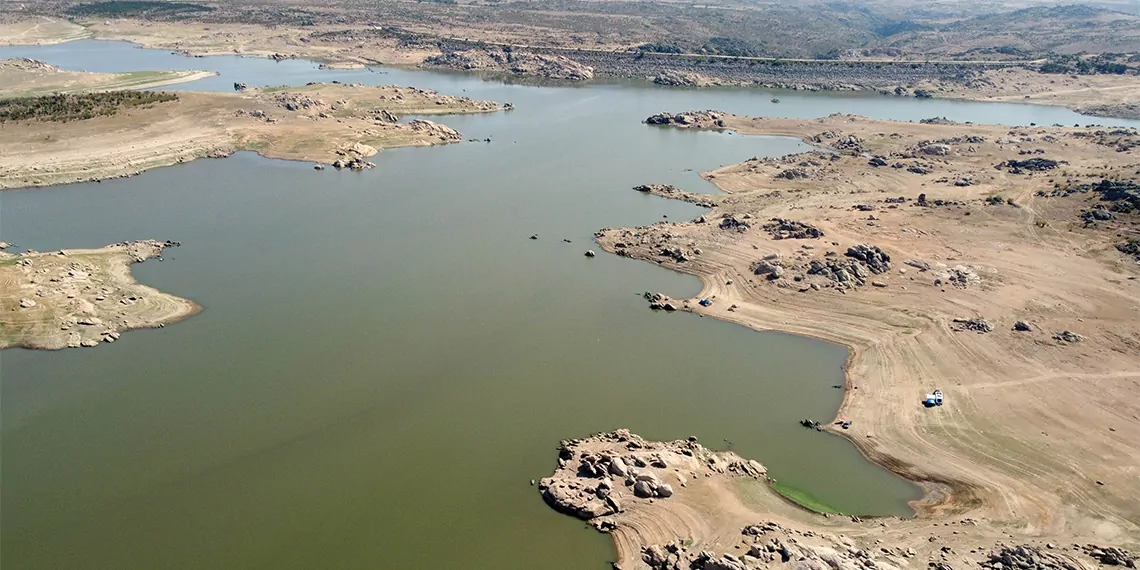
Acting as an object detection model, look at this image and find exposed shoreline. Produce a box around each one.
[0,57,219,97]
[569,111,1140,566]
[4,19,1140,121]
[3,19,1139,567]
[0,81,504,190]
[0,240,202,350]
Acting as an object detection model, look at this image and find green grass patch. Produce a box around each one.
[771,481,842,514]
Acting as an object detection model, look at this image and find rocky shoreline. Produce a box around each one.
[539,431,1137,570]
[0,240,201,349]
[538,429,768,530]
[422,47,594,81]
[430,40,1005,93]
[558,112,1140,568]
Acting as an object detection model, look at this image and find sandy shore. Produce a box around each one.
[0,58,216,97]
[0,81,504,189]
[552,111,1140,567]
[0,240,201,349]
[910,68,1140,119]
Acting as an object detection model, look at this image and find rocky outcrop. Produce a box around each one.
[983,545,1095,570]
[538,429,767,529]
[998,157,1059,173]
[652,70,731,87]
[763,219,824,240]
[844,244,891,274]
[809,131,865,154]
[645,110,730,129]
[634,184,719,208]
[720,215,751,232]
[408,119,462,142]
[1053,330,1085,343]
[1077,103,1140,121]
[644,291,681,311]
[422,48,594,81]
[1079,545,1135,567]
[953,317,995,333]
[1118,239,1140,261]
[425,44,996,91]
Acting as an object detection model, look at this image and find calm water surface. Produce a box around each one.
[3,41,1137,570]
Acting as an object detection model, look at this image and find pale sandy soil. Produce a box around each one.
[85,19,439,67]
[0,240,200,350]
[0,82,504,189]
[0,16,89,45]
[573,113,1140,567]
[0,58,215,97]
[916,68,1140,119]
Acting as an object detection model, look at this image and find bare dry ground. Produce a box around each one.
[0,240,200,349]
[568,112,1140,567]
[0,15,89,45]
[83,19,438,66]
[0,58,215,97]
[914,68,1140,119]
[0,80,504,189]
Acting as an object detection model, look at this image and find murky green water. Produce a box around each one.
[2,40,1136,570]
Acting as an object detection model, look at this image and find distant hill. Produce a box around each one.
[876,4,1140,55]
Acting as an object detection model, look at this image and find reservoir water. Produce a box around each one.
[3,40,1137,569]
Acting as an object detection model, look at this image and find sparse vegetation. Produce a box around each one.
[65,1,213,18]
[0,91,178,123]
[1039,54,1135,75]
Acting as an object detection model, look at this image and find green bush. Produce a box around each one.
[66,1,213,17]
[0,91,178,123]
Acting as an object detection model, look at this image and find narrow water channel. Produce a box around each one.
[2,40,1136,569]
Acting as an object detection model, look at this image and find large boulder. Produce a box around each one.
[608,457,629,477]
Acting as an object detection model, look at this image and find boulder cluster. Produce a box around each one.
[423,47,594,81]
[953,317,994,333]
[763,219,824,240]
[645,110,729,129]
[998,157,1059,174]
[538,429,766,528]
[810,130,865,154]
[652,70,726,87]
[1080,545,1134,567]
[1118,239,1140,261]
[644,291,679,311]
[633,184,719,208]
[720,215,751,232]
